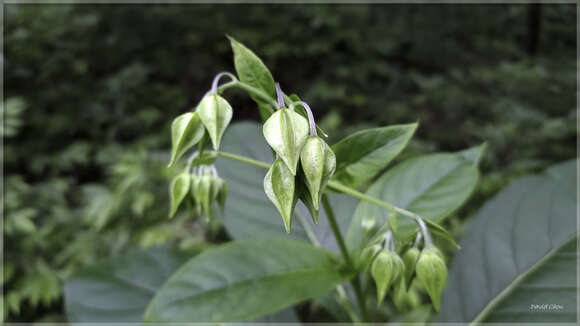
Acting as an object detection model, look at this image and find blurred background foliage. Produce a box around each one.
[3,3,576,322]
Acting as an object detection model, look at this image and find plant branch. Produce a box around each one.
[216,151,425,224]
[322,195,368,322]
[217,81,278,110]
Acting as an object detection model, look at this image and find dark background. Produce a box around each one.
[3,3,576,322]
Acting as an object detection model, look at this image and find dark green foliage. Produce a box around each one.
[4,3,576,322]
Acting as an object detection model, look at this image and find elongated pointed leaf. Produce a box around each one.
[228,36,276,122]
[439,159,577,322]
[346,145,484,260]
[331,123,417,189]
[144,238,351,322]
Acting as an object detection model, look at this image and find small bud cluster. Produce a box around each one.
[167,73,234,220]
[364,218,448,312]
[263,84,336,232]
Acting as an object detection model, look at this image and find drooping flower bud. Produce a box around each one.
[198,94,233,150]
[360,244,381,272]
[169,172,191,218]
[300,137,336,210]
[371,251,405,306]
[263,109,309,176]
[393,278,420,312]
[402,247,420,286]
[197,175,214,221]
[190,174,201,215]
[415,246,447,311]
[296,173,319,224]
[264,158,297,232]
[210,177,227,214]
[168,112,205,167]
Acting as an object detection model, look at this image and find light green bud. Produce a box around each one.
[263,109,309,175]
[168,112,205,167]
[402,247,421,286]
[300,137,336,210]
[371,251,405,307]
[169,172,191,218]
[198,94,233,150]
[415,247,447,311]
[264,158,297,233]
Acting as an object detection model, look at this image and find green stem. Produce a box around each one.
[215,152,271,169]
[322,195,353,268]
[217,81,278,110]
[327,180,421,222]
[322,195,368,322]
[215,151,422,223]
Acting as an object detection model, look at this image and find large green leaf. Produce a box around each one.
[143,238,351,322]
[331,123,417,189]
[439,159,577,322]
[346,145,484,258]
[228,36,276,120]
[64,246,188,322]
[215,122,358,253]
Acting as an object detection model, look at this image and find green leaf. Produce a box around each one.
[346,145,483,260]
[169,172,190,218]
[64,246,188,322]
[144,238,351,322]
[439,159,578,322]
[331,123,417,189]
[168,112,205,167]
[215,122,358,253]
[227,35,276,122]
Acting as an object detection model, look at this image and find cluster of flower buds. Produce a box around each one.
[169,155,228,221]
[167,72,236,220]
[365,218,448,311]
[263,83,336,232]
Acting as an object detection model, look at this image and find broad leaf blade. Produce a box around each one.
[439,159,577,322]
[331,123,417,189]
[143,238,351,322]
[216,122,358,253]
[346,146,483,259]
[64,246,188,322]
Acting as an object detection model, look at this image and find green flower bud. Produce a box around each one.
[198,94,233,150]
[360,244,381,272]
[393,278,420,312]
[211,177,227,214]
[168,112,205,167]
[190,174,201,215]
[264,159,297,233]
[300,137,336,210]
[169,172,191,218]
[263,109,309,175]
[402,247,420,286]
[296,173,319,224]
[371,251,405,307]
[197,175,214,221]
[415,247,447,311]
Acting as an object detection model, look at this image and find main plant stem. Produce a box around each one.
[322,195,368,322]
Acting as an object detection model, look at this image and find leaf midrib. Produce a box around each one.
[471,235,577,323]
[148,265,342,321]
